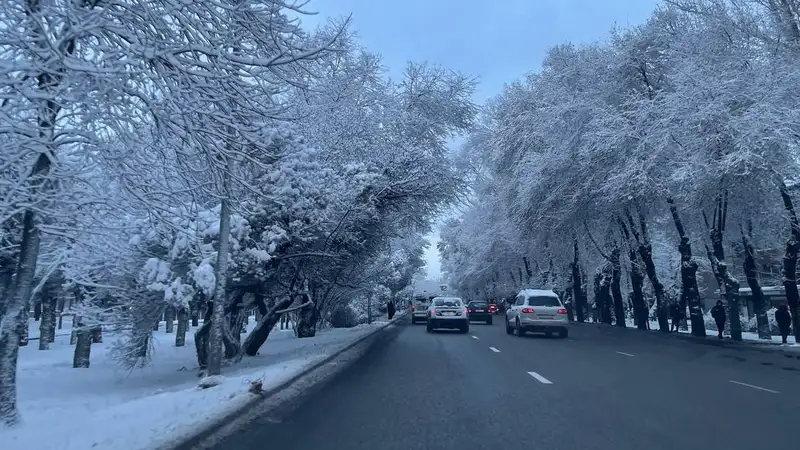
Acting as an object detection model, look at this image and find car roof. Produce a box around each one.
[432,296,463,302]
[518,289,559,298]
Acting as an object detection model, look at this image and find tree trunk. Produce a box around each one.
[191,305,200,327]
[0,206,43,425]
[72,322,92,368]
[242,294,293,356]
[38,292,57,350]
[175,307,188,347]
[296,301,318,338]
[194,306,213,370]
[625,238,648,330]
[572,240,587,322]
[667,198,706,337]
[523,257,533,284]
[741,223,770,340]
[33,301,41,322]
[705,192,742,341]
[610,248,626,327]
[600,273,612,325]
[207,186,233,376]
[70,315,79,345]
[638,242,670,331]
[780,182,800,342]
[165,306,175,333]
[91,326,102,344]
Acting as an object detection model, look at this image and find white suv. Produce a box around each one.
[426,297,469,333]
[505,289,568,338]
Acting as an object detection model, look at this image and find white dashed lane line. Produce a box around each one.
[527,371,553,384]
[489,347,500,353]
[616,351,635,357]
[471,335,479,340]
[729,380,780,394]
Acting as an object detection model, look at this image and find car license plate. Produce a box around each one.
[443,312,455,316]
[539,315,554,319]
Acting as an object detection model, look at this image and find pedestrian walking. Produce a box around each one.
[775,304,792,344]
[387,300,396,320]
[669,303,681,332]
[711,300,726,339]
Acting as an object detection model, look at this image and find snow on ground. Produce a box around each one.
[1,317,390,450]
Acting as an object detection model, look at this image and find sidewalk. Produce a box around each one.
[587,319,800,358]
[0,319,395,450]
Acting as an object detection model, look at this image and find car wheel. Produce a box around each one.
[516,319,524,337]
[462,322,470,334]
[558,328,569,339]
[486,317,493,325]
[426,321,433,333]
[506,320,513,335]
[411,317,416,325]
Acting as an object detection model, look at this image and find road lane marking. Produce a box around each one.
[471,335,479,340]
[489,347,500,353]
[616,351,635,357]
[527,371,553,384]
[729,380,779,394]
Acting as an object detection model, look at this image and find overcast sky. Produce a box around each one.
[305,0,661,280]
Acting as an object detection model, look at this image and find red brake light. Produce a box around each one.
[410,305,415,311]
[430,309,436,315]
[557,308,567,315]
[521,307,535,313]
[468,309,472,313]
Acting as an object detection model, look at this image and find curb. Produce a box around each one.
[575,321,800,359]
[166,312,407,450]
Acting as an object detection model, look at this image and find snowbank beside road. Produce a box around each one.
[1,320,388,450]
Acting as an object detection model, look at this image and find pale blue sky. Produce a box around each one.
[305,0,662,280]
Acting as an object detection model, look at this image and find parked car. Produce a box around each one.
[505,289,569,338]
[426,297,469,333]
[466,301,493,325]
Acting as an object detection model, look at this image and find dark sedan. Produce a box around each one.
[466,301,493,325]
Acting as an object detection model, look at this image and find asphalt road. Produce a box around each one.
[207,317,799,450]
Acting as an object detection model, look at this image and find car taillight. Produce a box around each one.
[430,309,436,315]
[521,307,535,313]
[410,305,415,311]
[468,309,472,313]
[557,308,567,315]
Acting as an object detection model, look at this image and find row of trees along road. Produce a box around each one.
[440,0,800,345]
[0,1,477,425]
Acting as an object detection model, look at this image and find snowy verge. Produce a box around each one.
[0,316,402,450]
[600,319,800,351]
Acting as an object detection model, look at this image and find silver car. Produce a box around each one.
[426,297,469,333]
[505,289,568,338]
[410,296,433,324]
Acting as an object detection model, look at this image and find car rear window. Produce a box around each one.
[433,299,462,307]
[526,296,561,307]
[469,302,488,308]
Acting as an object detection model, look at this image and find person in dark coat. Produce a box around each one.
[775,304,792,344]
[711,300,726,339]
[669,303,682,332]
[387,300,396,320]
